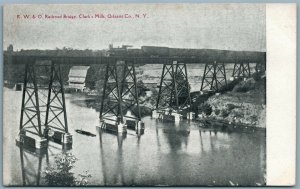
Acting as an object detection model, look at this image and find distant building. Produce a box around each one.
[68,66,90,91]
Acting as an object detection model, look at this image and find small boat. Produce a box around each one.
[75,129,96,137]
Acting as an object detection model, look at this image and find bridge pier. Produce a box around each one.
[99,60,143,133]
[18,62,47,149]
[18,60,72,150]
[44,62,72,146]
[200,61,227,92]
[175,62,192,109]
[121,61,144,133]
[155,61,192,121]
[99,61,126,133]
[156,61,178,110]
[175,62,193,120]
[232,62,251,79]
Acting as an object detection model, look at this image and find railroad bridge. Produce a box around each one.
[6,46,266,150]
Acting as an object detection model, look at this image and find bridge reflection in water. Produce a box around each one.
[17,140,73,186]
[95,117,265,186]
[5,88,265,186]
[16,117,265,186]
[14,118,265,186]
[19,145,46,186]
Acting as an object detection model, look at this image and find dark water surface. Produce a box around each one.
[4,88,266,186]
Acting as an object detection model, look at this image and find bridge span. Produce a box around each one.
[5,48,266,151]
[10,52,265,65]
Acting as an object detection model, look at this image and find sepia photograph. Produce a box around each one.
[2,3,295,187]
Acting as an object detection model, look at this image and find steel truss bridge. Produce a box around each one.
[7,51,266,148]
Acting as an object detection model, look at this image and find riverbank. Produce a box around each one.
[69,71,266,132]
[197,73,266,130]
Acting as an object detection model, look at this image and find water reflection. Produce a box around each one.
[18,138,76,187]
[116,133,125,185]
[5,88,265,186]
[162,123,190,152]
[155,123,161,152]
[199,130,204,152]
[162,125,190,184]
[209,131,216,153]
[19,145,48,186]
[98,129,126,186]
[16,118,265,186]
[98,129,107,185]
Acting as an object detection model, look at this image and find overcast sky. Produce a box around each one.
[4,4,266,51]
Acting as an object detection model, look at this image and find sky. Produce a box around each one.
[3,4,266,51]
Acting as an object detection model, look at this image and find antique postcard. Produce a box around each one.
[2,3,296,186]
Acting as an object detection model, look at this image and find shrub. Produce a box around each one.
[43,153,91,186]
[232,110,244,118]
[198,103,212,116]
[232,79,256,93]
[215,109,220,116]
[252,72,263,81]
[249,115,258,122]
[221,109,230,118]
[227,104,237,111]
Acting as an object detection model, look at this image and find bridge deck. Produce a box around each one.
[7,52,266,65]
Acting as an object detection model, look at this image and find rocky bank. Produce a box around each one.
[198,74,266,128]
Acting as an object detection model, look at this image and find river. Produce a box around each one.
[3,87,266,186]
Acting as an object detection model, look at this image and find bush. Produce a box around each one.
[221,109,230,118]
[232,79,256,93]
[232,110,244,118]
[215,109,220,116]
[250,115,258,122]
[198,103,212,116]
[252,71,263,81]
[43,153,91,186]
[227,103,237,111]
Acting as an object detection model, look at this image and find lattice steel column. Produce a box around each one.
[20,62,42,137]
[120,61,141,120]
[156,61,178,110]
[44,62,69,134]
[175,63,191,109]
[45,62,72,144]
[232,62,251,78]
[99,61,124,124]
[200,61,227,92]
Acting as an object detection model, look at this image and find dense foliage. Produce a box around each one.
[43,152,91,186]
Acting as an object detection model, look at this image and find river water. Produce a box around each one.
[3,87,266,186]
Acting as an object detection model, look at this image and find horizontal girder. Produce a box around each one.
[8,52,266,65]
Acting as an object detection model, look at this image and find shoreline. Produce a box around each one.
[196,117,266,133]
